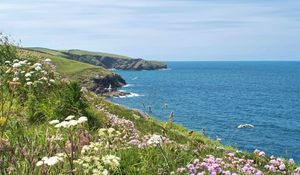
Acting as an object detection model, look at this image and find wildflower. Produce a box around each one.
[54,121,69,128]
[68,120,79,127]
[45,156,62,166]
[49,79,55,83]
[53,116,86,128]
[177,167,186,173]
[41,77,48,81]
[254,149,260,154]
[227,152,235,157]
[78,116,88,123]
[102,169,109,175]
[12,63,21,68]
[65,115,75,121]
[37,155,63,167]
[289,159,295,164]
[45,58,52,62]
[33,63,42,67]
[49,120,60,125]
[19,60,27,65]
[102,155,120,168]
[147,134,162,145]
[41,70,47,75]
[36,161,43,167]
[25,72,32,77]
[279,163,286,170]
[108,128,115,134]
[295,167,300,173]
[35,66,42,71]
[26,82,33,86]
[258,151,265,157]
[12,77,19,82]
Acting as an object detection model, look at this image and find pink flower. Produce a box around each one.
[294,167,300,173]
[227,152,235,157]
[194,159,200,164]
[289,159,295,164]
[223,170,231,175]
[279,163,286,170]
[176,167,186,173]
[255,171,263,175]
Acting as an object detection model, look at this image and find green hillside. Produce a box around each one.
[1,36,299,175]
[26,47,167,70]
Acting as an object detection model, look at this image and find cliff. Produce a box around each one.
[21,49,126,95]
[26,48,167,70]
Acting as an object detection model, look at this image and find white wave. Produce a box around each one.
[159,68,171,71]
[113,92,143,98]
[123,84,134,87]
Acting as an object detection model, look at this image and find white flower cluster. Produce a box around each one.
[74,155,109,175]
[146,134,163,145]
[36,153,66,167]
[98,128,121,138]
[102,155,120,168]
[81,142,104,154]
[74,128,121,175]
[74,154,120,175]
[3,58,56,87]
[49,116,88,128]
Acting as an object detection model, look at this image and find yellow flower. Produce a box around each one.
[0,117,7,127]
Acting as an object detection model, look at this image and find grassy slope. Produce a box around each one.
[26,47,166,70]
[31,48,238,171]
[28,47,131,59]
[66,49,131,59]
[2,48,297,175]
[25,48,240,154]
[23,49,111,79]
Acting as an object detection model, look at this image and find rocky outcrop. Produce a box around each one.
[89,73,126,94]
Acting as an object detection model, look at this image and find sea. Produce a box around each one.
[110,61,300,162]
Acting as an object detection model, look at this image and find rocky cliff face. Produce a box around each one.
[25,47,167,95]
[63,50,167,70]
[89,73,126,94]
[26,48,167,71]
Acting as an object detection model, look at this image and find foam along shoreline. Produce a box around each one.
[104,89,143,98]
[123,84,134,87]
[114,92,142,98]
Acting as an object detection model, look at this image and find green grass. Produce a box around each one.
[23,49,112,79]
[66,49,131,59]
[26,47,167,70]
[27,47,131,59]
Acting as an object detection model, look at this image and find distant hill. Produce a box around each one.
[26,47,167,70]
[21,48,126,94]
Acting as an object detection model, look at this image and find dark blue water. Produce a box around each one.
[111,61,300,161]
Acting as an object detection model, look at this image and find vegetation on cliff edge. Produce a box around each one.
[0,35,299,175]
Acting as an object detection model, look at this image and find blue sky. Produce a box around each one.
[1,0,300,61]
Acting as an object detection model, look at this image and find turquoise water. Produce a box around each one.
[111,61,300,161]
